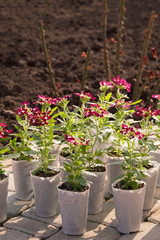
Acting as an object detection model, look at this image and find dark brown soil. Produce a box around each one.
[35,169,60,178]
[58,182,89,192]
[87,165,106,172]
[114,180,145,190]
[1,0,160,131]
[0,173,8,180]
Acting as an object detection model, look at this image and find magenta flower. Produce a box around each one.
[21,101,30,106]
[65,134,78,145]
[16,107,28,116]
[36,95,71,105]
[152,94,160,100]
[27,109,51,126]
[74,91,96,100]
[120,124,145,139]
[0,123,12,138]
[134,106,160,118]
[112,76,131,92]
[100,81,114,88]
[84,105,108,118]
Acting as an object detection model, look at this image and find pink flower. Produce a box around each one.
[134,106,160,118]
[65,134,78,145]
[84,105,108,118]
[120,124,145,139]
[112,76,131,92]
[21,101,30,106]
[0,123,12,139]
[152,94,160,100]
[74,91,96,100]
[100,81,114,88]
[35,95,71,106]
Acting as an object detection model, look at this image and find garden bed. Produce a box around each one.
[0,0,160,130]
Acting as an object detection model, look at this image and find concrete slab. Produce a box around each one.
[0,227,40,240]
[148,207,160,224]
[119,222,160,240]
[7,192,34,218]
[143,199,160,220]
[22,206,62,227]
[47,221,120,240]
[87,198,116,228]
[154,187,160,199]
[8,174,15,192]
[4,216,59,239]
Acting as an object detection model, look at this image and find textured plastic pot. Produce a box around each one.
[92,129,113,164]
[143,161,159,210]
[0,176,9,222]
[12,159,35,200]
[149,151,160,187]
[84,169,106,214]
[58,185,89,235]
[31,171,61,217]
[59,154,71,180]
[112,180,146,234]
[106,155,124,194]
[49,143,61,167]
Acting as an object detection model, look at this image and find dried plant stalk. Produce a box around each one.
[103,0,110,81]
[81,47,91,91]
[132,11,157,101]
[39,20,58,97]
[115,0,126,76]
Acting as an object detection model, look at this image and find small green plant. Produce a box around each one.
[8,101,38,161]
[27,95,60,174]
[0,123,12,176]
[115,124,147,190]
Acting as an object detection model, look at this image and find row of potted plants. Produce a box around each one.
[0,76,160,234]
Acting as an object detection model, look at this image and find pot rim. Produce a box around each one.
[57,182,90,194]
[112,178,146,192]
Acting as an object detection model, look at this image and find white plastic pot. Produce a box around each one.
[112,180,146,234]
[143,161,159,210]
[12,159,35,200]
[106,155,124,194]
[84,169,106,214]
[31,170,61,217]
[58,185,89,235]
[0,175,9,222]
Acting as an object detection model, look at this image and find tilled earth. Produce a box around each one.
[0,0,160,130]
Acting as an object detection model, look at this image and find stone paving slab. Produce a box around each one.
[48,221,121,240]
[148,207,160,224]
[4,215,59,239]
[118,222,160,240]
[7,192,34,218]
[143,199,160,220]
[22,206,62,227]
[154,187,160,199]
[0,227,40,240]
[8,174,15,192]
[87,198,116,228]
